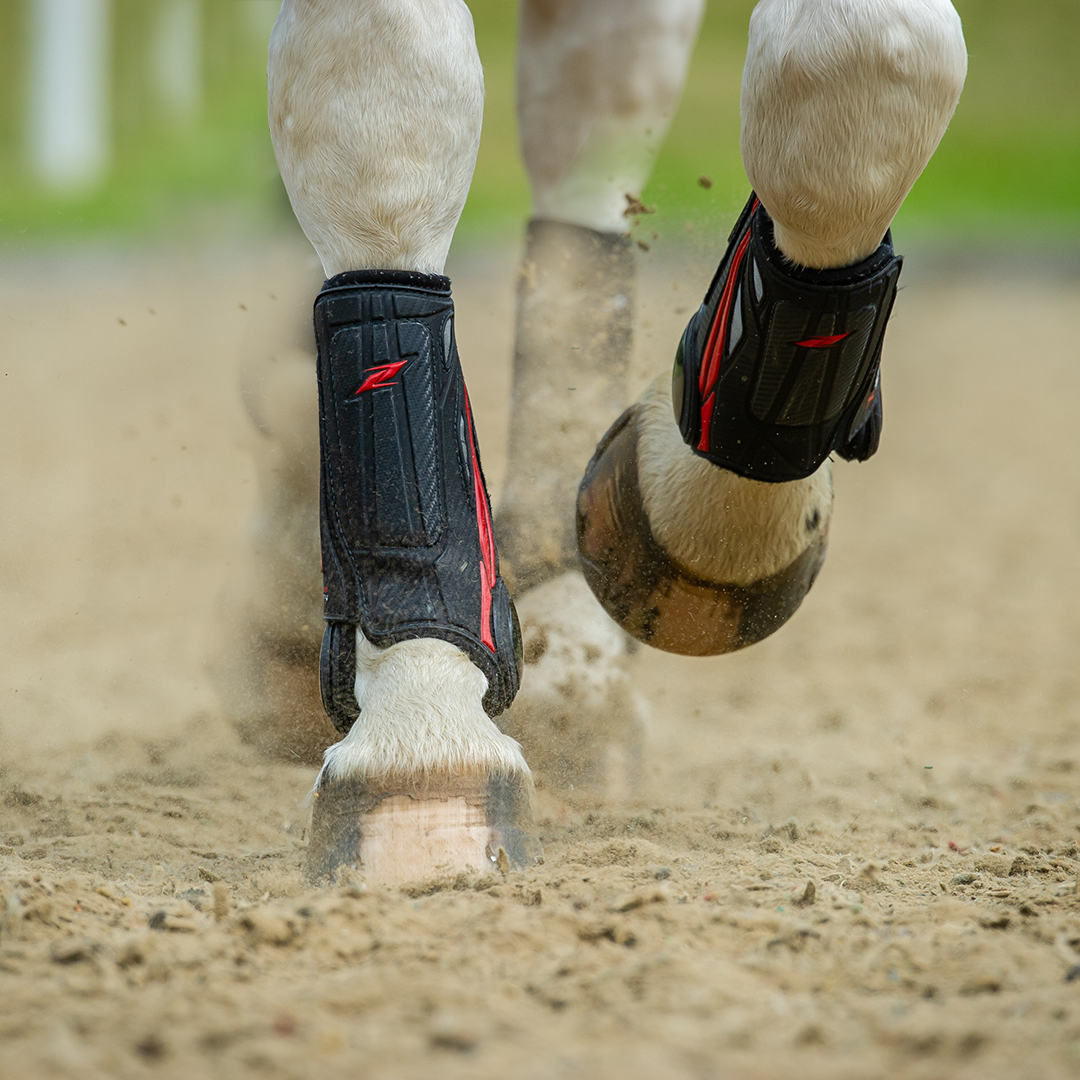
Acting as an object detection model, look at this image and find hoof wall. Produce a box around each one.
[577,402,828,655]
[304,772,542,887]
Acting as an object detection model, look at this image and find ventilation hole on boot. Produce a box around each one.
[523,628,548,665]
[442,316,453,365]
[728,284,743,352]
[458,414,471,489]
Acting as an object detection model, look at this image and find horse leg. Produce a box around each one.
[269,0,541,885]
[495,0,704,797]
[579,0,966,654]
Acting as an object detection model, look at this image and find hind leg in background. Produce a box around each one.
[495,0,704,798]
[269,0,540,886]
[579,0,967,653]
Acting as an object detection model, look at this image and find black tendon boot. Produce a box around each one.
[578,195,901,656]
[673,194,902,482]
[314,270,523,732]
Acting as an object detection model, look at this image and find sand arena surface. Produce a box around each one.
[1,238,1080,1079]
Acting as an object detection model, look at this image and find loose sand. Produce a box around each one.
[1,235,1079,1079]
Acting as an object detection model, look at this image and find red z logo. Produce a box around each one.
[355,360,409,395]
[795,333,849,349]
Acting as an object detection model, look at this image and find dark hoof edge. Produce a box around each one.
[577,403,828,656]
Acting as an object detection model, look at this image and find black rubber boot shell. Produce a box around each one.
[673,195,902,483]
[314,269,522,732]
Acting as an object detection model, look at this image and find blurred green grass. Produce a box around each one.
[0,1,283,242]
[465,0,1080,246]
[1,0,1077,247]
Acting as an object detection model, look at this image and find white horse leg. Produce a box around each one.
[269,0,539,885]
[579,0,966,653]
[495,0,703,797]
[741,0,968,271]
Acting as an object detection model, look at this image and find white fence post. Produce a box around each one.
[27,0,111,192]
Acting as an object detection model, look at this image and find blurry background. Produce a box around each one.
[1,0,1078,250]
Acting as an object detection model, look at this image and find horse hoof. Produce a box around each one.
[304,770,542,887]
[576,380,830,656]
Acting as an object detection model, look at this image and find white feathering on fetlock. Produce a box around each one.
[316,632,531,790]
[636,376,833,587]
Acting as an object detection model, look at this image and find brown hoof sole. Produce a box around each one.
[304,771,542,886]
[576,404,827,655]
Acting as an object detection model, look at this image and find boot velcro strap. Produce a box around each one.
[673,195,902,483]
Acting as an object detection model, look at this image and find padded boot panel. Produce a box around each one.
[673,195,902,483]
[315,270,521,729]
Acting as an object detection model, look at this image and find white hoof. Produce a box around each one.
[306,634,541,886]
[498,573,647,800]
